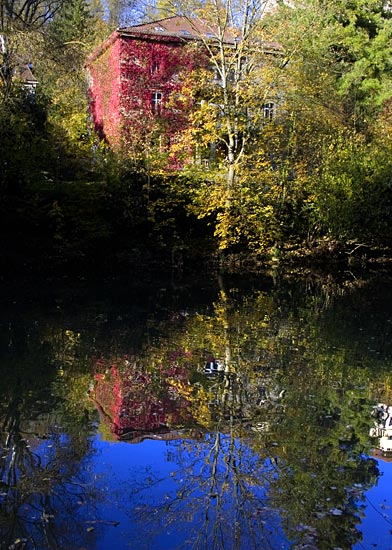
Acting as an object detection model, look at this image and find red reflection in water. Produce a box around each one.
[90,355,194,442]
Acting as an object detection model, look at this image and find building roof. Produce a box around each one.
[18,63,39,85]
[119,15,236,43]
[119,15,282,53]
[86,15,282,65]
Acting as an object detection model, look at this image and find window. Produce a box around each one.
[154,26,165,32]
[131,56,142,67]
[151,91,163,114]
[240,56,247,76]
[180,29,191,36]
[151,61,159,74]
[263,102,275,120]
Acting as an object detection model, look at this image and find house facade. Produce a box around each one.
[86,16,213,166]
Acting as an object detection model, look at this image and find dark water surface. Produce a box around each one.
[1,269,392,550]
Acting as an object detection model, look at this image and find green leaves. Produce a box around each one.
[313,128,392,242]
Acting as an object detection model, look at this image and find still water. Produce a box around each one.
[1,269,392,550]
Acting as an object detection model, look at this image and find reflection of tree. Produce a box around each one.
[117,276,289,549]
[0,320,101,549]
[83,275,293,548]
[118,272,390,549]
[0,388,99,549]
[258,374,379,550]
[2,272,391,548]
[129,434,284,550]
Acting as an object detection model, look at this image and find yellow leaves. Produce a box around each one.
[65,329,81,345]
[190,385,213,428]
[214,209,241,250]
[180,68,213,99]
[168,378,193,400]
[190,180,228,219]
[188,102,220,146]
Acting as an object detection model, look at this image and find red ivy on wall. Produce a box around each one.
[87,32,209,167]
[88,36,122,148]
[90,352,193,441]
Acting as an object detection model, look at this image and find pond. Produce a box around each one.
[1,268,392,550]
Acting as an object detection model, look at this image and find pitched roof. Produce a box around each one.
[18,63,38,85]
[119,15,282,53]
[119,15,236,44]
[86,15,283,65]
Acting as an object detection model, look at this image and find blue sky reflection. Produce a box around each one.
[87,433,290,550]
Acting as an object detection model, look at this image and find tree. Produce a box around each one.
[93,0,141,28]
[37,0,110,168]
[49,0,94,43]
[263,0,392,247]
[153,0,285,251]
[331,0,392,125]
[146,0,199,19]
[0,0,65,97]
[0,0,106,197]
[0,0,63,29]
[271,0,392,128]
[184,1,276,186]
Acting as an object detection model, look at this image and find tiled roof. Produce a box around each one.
[86,15,283,64]
[18,63,38,84]
[119,15,236,43]
[119,15,283,53]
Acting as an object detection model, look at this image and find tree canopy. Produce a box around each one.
[1,0,392,274]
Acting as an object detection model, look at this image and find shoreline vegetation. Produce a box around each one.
[1,167,392,280]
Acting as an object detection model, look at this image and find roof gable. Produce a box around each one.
[19,64,38,85]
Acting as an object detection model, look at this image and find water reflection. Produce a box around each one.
[129,436,285,550]
[0,383,98,549]
[0,271,392,548]
[90,356,195,442]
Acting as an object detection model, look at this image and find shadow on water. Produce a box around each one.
[0,268,391,549]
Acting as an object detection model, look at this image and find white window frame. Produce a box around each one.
[151,91,163,114]
[263,101,275,120]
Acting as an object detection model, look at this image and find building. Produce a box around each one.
[18,63,39,94]
[86,16,215,166]
[90,356,194,442]
[86,15,282,168]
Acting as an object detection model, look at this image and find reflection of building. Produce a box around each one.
[90,361,192,442]
[370,404,392,455]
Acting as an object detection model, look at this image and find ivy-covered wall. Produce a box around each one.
[88,33,122,148]
[88,32,208,167]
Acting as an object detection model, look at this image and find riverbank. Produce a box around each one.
[2,232,392,282]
